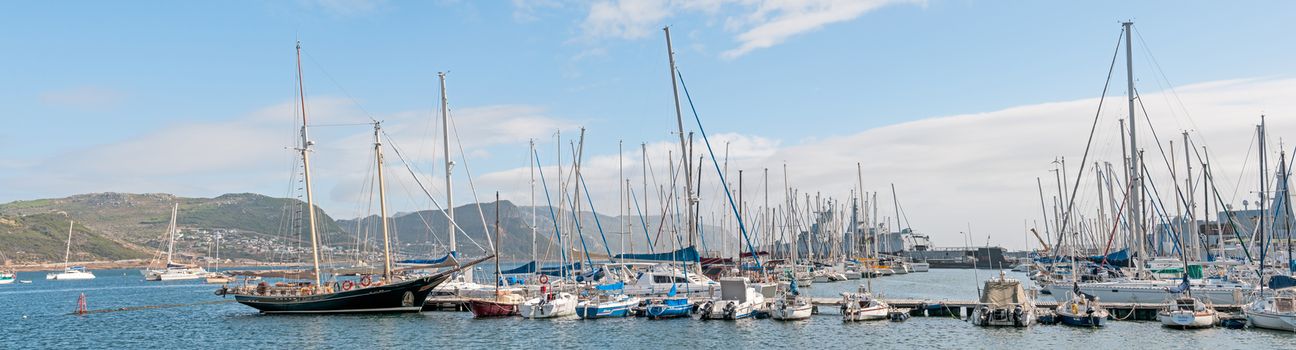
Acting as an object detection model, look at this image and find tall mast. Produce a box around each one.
[1258,116,1268,267]
[439,72,456,261]
[530,139,537,266]
[663,26,695,248]
[1122,21,1143,272]
[620,140,626,256]
[166,203,178,264]
[494,192,502,295]
[296,41,323,287]
[374,122,393,280]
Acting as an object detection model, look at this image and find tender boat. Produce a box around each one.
[0,270,15,285]
[970,271,1035,327]
[1055,287,1109,327]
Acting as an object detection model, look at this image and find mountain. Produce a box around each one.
[0,192,350,264]
[0,212,149,263]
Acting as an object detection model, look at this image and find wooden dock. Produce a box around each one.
[809,297,1243,321]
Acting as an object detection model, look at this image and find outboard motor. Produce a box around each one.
[723,301,737,319]
[1013,305,1024,327]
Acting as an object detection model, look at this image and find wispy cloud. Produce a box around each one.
[569,0,915,58]
[721,0,917,59]
[39,86,127,110]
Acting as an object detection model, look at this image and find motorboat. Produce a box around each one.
[970,271,1035,327]
[697,277,765,320]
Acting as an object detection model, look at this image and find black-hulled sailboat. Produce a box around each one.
[217,42,489,314]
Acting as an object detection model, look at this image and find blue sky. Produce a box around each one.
[3,1,1294,249]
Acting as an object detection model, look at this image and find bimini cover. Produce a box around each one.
[1270,275,1296,290]
[980,279,1025,307]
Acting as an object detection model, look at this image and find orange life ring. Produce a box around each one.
[360,275,373,287]
[539,274,549,284]
[342,280,355,291]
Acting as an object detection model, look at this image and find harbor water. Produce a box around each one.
[3,269,1293,349]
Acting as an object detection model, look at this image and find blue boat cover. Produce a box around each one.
[1166,275,1191,294]
[500,261,537,275]
[1269,275,1296,290]
[615,246,699,262]
[596,281,625,291]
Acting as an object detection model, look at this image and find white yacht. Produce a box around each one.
[1158,295,1218,329]
[47,266,96,280]
[622,264,718,298]
[142,204,207,281]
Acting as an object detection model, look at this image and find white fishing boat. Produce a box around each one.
[46,220,95,281]
[0,270,16,284]
[520,290,577,319]
[970,271,1035,327]
[143,204,207,281]
[697,277,765,320]
[1245,285,1296,331]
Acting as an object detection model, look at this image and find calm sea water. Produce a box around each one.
[2,268,1293,349]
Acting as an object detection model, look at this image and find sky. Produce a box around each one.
[2,0,1294,251]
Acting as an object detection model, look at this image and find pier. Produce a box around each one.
[807,298,1243,321]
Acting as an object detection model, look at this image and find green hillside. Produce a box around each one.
[0,212,148,263]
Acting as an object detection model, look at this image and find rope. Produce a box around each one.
[1054,28,1125,255]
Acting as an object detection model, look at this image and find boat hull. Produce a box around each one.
[1246,310,1296,331]
[1057,313,1105,327]
[468,299,519,318]
[576,301,635,319]
[1158,310,1216,329]
[46,271,96,280]
[970,306,1035,327]
[909,263,930,272]
[770,300,813,321]
[230,275,446,314]
[644,298,692,319]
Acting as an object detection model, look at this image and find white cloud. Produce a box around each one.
[570,0,915,58]
[477,77,1296,251]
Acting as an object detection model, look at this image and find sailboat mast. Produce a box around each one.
[296,41,323,287]
[663,26,695,248]
[167,203,178,264]
[64,220,74,269]
[1122,21,1143,275]
[620,140,626,256]
[530,139,537,267]
[374,123,394,280]
[439,72,456,261]
[494,192,502,295]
